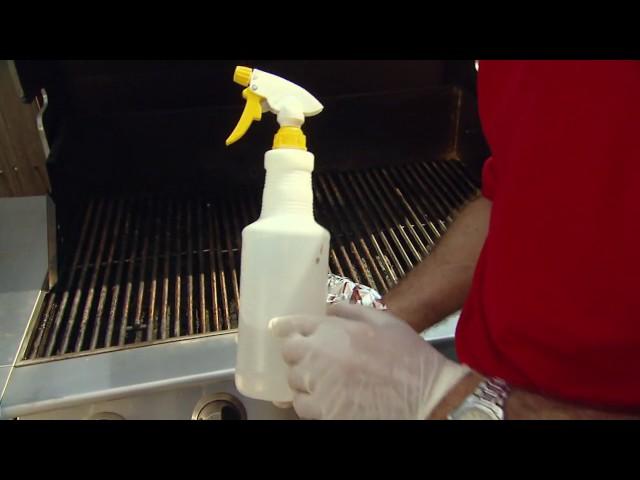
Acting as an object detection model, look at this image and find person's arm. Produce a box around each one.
[428,372,640,420]
[271,301,640,420]
[383,194,491,332]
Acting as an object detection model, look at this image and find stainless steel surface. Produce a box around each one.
[421,311,460,343]
[35,88,51,159]
[0,196,54,294]
[87,412,124,420]
[0,366,10,402]
[3,332,236,418]
[16,378,298,420]
[192,393,247,420]
[4,324,308,419]
[0,196,54,368]
[45,196,57,289]
[2,318,456,419]
[0,291,44,367]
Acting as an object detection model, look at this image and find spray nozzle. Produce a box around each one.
[225,66,323,149]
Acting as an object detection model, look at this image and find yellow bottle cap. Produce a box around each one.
[233,66,252,87]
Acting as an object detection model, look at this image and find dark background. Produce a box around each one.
[13,60,490,251]
[14,60,489,193]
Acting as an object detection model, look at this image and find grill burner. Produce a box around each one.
[23,159,478,362]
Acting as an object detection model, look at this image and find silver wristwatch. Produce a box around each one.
[447,377,510,420]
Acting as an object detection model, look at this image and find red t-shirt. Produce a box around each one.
[456,60,640,410]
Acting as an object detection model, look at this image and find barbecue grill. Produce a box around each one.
[0,60,488,419]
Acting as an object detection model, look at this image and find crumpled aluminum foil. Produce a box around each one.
[326,273,387,310]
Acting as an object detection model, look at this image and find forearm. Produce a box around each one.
[505,388,640,420]
[428,372,640,420]
[383,194,492,332]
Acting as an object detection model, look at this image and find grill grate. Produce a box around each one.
[23,160,478,362]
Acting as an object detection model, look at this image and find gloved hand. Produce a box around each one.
[269,303,469,420]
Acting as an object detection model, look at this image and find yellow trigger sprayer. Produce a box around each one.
[226,66,330,403]
[226,66,323,149]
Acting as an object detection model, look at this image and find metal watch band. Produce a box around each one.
[475,377,510,411]
[447,377,511,420]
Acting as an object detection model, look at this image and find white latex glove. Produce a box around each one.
[269,303,470,420]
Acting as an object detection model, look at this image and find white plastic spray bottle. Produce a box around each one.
[226,66,330,403]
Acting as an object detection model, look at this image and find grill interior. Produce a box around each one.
[23,158,478,362]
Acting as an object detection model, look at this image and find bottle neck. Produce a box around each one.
[260,149,315,218]
[273,126,307,150]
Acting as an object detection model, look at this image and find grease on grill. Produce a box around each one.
[23,160,478,361]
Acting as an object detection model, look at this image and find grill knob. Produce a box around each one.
[192,393,246,420]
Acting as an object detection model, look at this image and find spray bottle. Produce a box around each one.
[226,66,330,403]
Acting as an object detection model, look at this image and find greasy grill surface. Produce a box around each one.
[23,160,478,362]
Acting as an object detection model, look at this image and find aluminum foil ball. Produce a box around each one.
[326,274,387,310]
